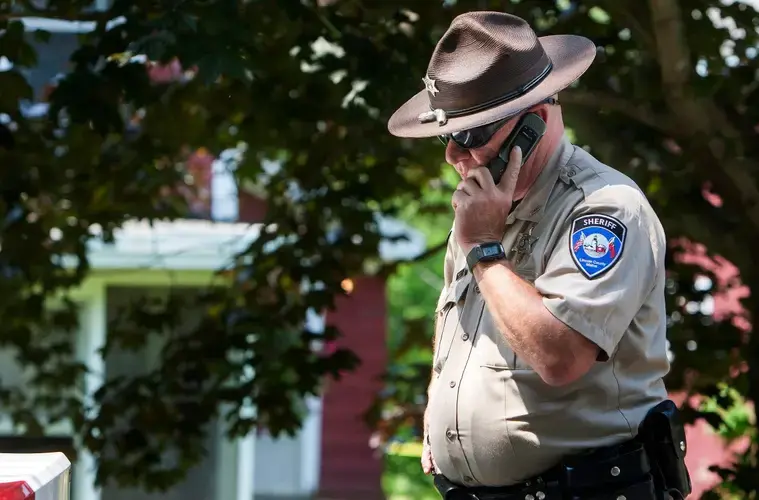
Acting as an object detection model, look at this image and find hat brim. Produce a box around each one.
[387,35,597,138]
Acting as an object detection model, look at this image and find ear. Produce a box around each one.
[530,103,550,122]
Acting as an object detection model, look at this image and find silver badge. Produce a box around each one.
[422,75,439,96]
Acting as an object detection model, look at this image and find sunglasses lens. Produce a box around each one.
[439,117,509,149]
[454,130,489,149]
[450,131,471,148]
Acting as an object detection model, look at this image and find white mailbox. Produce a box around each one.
[0,452,71,500]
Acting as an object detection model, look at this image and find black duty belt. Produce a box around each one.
[434,473,562,500]
[433,438,658,500]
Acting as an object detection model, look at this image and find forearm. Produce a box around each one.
[472,260,594,385]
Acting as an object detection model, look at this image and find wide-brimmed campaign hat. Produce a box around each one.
[388,11,597,138]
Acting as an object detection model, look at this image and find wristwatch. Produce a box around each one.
[466,241,506,272]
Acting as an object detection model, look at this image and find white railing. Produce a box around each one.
[0,452,71,500]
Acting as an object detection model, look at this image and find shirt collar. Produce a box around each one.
[507,135,574,224]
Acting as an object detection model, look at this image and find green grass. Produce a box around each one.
[382,443,439,500]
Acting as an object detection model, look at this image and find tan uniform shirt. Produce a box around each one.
[428,136,670,487]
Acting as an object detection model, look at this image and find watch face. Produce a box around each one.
[482,244,502,257]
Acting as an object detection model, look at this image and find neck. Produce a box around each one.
[513,130,562,200]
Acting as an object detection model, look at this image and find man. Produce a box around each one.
[388,11,691,500]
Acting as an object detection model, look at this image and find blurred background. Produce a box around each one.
[0,0,757,499]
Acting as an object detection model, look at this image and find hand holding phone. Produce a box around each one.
[487,112,546,184]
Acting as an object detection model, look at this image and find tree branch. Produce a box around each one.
[596,0,657,53]
[377,236,448,277]
[647,0,711,133]
[647,0,691,91]
[559,90,676,134]
[408,236,449,263]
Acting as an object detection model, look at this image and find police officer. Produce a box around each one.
[388,11,691,500]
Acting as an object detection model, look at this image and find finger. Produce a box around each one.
[455,178,481,196]
[421,453,432,474]
[498,145,523,198]
[451,188,468,210]
[466,166,495,191]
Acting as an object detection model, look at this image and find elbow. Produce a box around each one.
[537,358,590,387]
[536,331,600,387]
[537,366,579,387]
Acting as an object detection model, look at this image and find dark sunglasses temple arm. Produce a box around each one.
[437,96,559,147]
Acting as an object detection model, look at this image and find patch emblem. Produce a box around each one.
[570,214,627,279]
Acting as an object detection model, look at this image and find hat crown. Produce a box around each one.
[425,11,552,114]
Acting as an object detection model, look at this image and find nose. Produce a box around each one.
[445,141,472,175]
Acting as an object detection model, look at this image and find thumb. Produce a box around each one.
[498,145,523,198]
[421,451,433,474]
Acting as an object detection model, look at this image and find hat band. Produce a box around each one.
[418,61,554,126]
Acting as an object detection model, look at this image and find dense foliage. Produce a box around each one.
[0,0,757,496]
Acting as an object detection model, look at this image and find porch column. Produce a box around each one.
[235,416,256,500]
[301,308,326,494]
[300,396,323,494]
[215,364,256,500]
[73,279,106,500]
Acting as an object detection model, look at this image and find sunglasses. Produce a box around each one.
[437,116,511,149]
[437,97,558,150]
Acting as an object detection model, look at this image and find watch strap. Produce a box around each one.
[466,241,506,272]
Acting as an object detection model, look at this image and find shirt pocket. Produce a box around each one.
[433,271,470,374]
[474,264,536,371]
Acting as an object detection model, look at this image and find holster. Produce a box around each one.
[560,439,656,499]
[637,400,692,498]
[433,474,478,500]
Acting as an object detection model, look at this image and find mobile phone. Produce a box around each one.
[487,112,547,184]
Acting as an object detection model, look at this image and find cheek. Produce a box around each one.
[470,148,497,166]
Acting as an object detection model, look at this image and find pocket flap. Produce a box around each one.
[435,269,470,312]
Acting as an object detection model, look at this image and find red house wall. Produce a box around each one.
[238,190,268,222]
[320,276,388,500]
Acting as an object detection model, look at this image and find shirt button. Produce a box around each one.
[449,380,456,388]
[463,476,473,483]
[567,169,576,177]
[446,429,456,440]
[474,285,480,293]
[461,333,470,341]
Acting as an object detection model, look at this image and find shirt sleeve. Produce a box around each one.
[534,185,665,360]
[442,228,456,290]
[435,226,458,324]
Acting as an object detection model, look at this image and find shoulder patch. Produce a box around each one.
[570,214,627,279]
